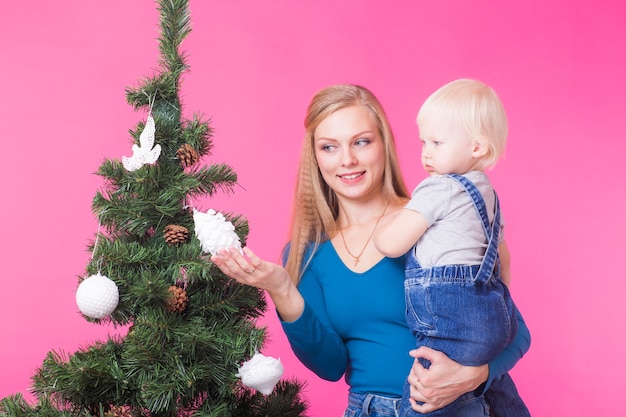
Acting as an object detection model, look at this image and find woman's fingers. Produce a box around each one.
[408,377,450,413]
[241,247,261,274]
[211,248,247,278]
[225,247,252,274]
[211,247,267,286]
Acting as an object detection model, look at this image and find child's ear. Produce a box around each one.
[471,135,489,158]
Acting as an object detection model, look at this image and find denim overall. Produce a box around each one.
[400,174,521,417]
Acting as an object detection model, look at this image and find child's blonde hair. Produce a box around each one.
[417,79,508,170]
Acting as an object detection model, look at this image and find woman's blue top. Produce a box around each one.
[281,240,530,397]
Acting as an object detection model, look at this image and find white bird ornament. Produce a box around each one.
[122,115,161,171]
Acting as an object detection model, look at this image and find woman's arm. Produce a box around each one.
[211,246,348,381]
[211,247,304,321]
[407,308,530,412]
[281,300,348,381]
[406,348,488,413]
[480,308,531,393]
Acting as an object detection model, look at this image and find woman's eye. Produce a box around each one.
[321,144,336,152]
[355,138,370,147]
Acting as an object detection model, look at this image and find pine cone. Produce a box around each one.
[164,224,189,245]
[166,285,188,313]
[176,143,200,168]
[105,406,132,417]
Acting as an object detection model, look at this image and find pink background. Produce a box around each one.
[1,1,624,416]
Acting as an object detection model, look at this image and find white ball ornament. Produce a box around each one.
[236,352,284,395]
[76,273,119,319]
[193,208,242,255]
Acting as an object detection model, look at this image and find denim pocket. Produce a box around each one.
[404,279,434,336]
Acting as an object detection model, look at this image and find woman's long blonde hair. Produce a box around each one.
[283,84,409,283]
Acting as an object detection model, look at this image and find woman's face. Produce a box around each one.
[313,105,385,202]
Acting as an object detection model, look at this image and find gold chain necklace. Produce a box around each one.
[339,202,389,267]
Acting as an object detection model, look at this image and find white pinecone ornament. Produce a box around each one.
[76,273,119,319]
[236,352,284,395]
[193,208,242,255]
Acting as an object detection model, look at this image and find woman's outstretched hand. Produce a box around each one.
[407,346,489,413]
[210,247,284,292]
[210,247,305,322]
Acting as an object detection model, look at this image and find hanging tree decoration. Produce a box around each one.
[236,352,285,395]
[122,112,161,171]
[76,273,119,319]
[165,266,190,314]
[104,405,133,417]
[75,222,119,319]
[163,224,190,245]
[165,284,188,313]
[193,208,242,255]
[177,143,200,168]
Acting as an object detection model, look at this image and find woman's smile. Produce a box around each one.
[338,171,365,181]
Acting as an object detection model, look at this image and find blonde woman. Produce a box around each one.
[211,84,530,416]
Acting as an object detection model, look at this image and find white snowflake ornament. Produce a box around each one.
[122,115,162,171]
[236,352,284,395]
[193,208,242,255]
[76,273,119,319]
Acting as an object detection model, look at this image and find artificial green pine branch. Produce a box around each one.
[0,1,308,415]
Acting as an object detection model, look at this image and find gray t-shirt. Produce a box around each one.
[405,171,504,269]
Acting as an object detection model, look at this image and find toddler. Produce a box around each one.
[374,79,529,417]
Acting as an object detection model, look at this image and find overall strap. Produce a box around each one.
[447,174,501,284]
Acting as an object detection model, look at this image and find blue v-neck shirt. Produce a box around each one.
[281,241,530,397]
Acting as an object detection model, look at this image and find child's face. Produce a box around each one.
[418,114,477,176]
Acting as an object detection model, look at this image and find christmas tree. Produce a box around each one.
[0,1,307,416]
